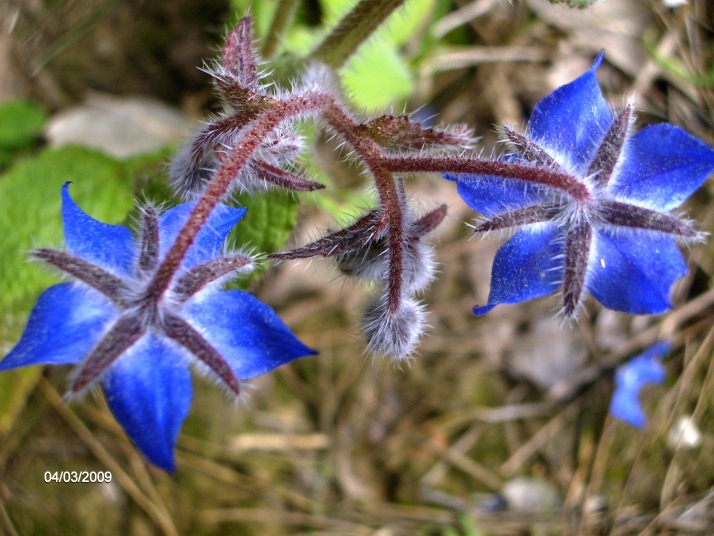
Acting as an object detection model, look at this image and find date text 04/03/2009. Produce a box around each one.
[44,471,113,483]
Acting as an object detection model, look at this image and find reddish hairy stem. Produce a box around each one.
[383,156,591,203]
[323,104,405,313]
[145,92,333,300]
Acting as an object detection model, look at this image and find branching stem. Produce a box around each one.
[145,92,333,300]
[321,104,405,313]
[148,79,592,319]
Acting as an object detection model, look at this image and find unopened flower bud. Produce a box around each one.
[168,142,217,199]
[335,229,436,294]
[362,294,426,361]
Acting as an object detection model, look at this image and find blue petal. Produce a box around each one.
[618,353,667,389]
[588,230,687,314]
[529,52,612,170]
[62,183,134,276]
[610,346,667,429]
[635,341,672,364]
[446,173,545,217]
[159,203,247,270]
[610,389,647,428]
[611,124,714,211]
[474,225,562,315]
[0,284,115,370]
[103,335,192,472]
[184,289,317,380]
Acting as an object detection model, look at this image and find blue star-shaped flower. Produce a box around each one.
[446,52,714,316]
[610,342,669,428]
[0,184,316,471]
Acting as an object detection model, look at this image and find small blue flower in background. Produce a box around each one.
[0,184,316,471]
[610,342,669,428]
[446,52,714,317]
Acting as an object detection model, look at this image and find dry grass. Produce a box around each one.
[1,0,714,534]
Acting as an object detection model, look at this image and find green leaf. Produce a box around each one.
[341,37,414,111]
[231,190,301,254]
[383,0,435,46]
[0,100,47,150]
[228,189,300,286]
[320,0,435,110]
[0,146,134,313]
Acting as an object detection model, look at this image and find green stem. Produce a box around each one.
[309,0,407,69]
[261,0,301,59]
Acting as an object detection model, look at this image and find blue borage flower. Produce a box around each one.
[610,342,669,428]
[0,184,316,471]
[446,52,714,317]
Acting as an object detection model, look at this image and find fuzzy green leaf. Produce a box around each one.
[0,146,134,313]
[230,189,300,253]
[341,37,413,111]
[228,189,300,285]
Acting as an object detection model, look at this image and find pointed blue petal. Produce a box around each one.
[0,284,115,370]
[611,124,714,211]
[588,230,687,314]
[62,183,134,276]
[103,335,192,472]
[184,289,317,380]
[446,173,545,217]
[610,347,666,428]
[529,52,612,170]
[159,203,247,270]
[473,225,562,315]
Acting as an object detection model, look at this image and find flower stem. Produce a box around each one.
[261,0,300,59]
[383,155,591,202]
[309,0,407,69]
[145,92,333,300]
[322,104,405,313]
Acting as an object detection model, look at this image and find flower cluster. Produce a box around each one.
[162,17,472,361]
[0,184,315,470]
[446,53,714,317]
[2,17,714,472]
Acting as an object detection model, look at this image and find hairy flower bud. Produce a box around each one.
[362,294,426,361]
[168,125,316,200]
[335,235,435,294]
[167,141,217,199]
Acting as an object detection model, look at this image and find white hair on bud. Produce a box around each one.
[335,244,388,281]
[336,235,436,294]
[254,125,305,164]
[403,240,437,294]
[167,139,218,200]
[361,294,426,362]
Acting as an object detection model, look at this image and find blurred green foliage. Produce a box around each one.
[0,99,47,170]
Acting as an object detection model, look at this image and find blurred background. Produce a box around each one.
[1,0,713,534]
